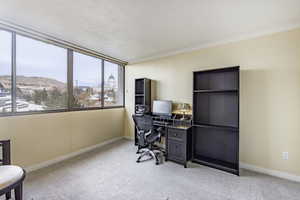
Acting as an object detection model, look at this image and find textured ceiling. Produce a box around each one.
[0,0,299,63]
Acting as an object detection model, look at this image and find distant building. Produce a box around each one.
[104,74,117,103]
[0,80,11,97]
[107,74,116,89]
[77,86,91,92]
[0,80,11,90]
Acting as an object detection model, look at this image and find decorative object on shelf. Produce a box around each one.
[177,103,191,120]
[135,104,150,115]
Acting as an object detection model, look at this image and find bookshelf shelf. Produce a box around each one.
[193,122,238,132]
[193,89,238,93]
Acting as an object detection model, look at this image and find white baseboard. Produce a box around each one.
[25,137,123,173]
[240,162,300,182]
[123,136,133,140]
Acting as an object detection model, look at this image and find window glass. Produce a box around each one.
[104,61,123,107]
[73,52,102,108]
[0,31,12,113]
[0,30,124,116]
[16,35,68,111]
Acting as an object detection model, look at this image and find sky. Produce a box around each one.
[0,30,120,87]
[0,30,11,76]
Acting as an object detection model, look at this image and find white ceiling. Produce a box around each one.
[0,0,299,63]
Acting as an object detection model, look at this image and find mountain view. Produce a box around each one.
[0,73,119,112]
[0,75,67,112]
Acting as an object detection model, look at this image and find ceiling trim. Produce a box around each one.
[0,18,128,65]
[128,23,300,65]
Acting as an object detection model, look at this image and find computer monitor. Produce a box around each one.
[152,100,172,116]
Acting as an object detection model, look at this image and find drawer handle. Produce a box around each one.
[174,133,177,137]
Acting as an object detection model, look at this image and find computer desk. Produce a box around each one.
[135,114,192,168]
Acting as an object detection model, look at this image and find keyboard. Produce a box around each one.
[153,121,171,126]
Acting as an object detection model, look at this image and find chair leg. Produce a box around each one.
[136,148,162,165]
[136,146,141,154]
[137,150,150,162]
[149,150,159,165]
[136,147,145,154]
[5,191,11,200]
[14,183,23,200]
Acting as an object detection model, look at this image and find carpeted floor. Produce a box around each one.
[3,139,300,200]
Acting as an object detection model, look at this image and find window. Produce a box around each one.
[104,61,124,107]
[0,26,124,116]
[0,31,12,113]
[73,52,102,108]
[16,35,68,111]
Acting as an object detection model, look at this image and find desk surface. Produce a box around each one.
[167,125,192,130]
[133,114,192,130]
[153,120,192,130]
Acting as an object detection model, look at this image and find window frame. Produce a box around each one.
[0,29,13,113]
[0,27,125,117]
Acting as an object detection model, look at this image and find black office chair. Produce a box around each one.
[132,114,163,165]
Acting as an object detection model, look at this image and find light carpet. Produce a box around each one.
[2,139,300,200]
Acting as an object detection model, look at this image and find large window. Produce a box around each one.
[16,35,68,111]
[0,31,12,113]
[73,52,102,108]
[0,28,124,116]
[104,61,124,107]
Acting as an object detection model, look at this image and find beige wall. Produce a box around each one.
[0,108,124,168]
[124,28,300,176]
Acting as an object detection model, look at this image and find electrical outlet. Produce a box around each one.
[282,152,289,160]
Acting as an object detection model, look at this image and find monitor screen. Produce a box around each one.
[152,100,172,116]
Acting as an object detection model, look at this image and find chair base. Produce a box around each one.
[1,182,23,200]
[5,191,11,200]
[136,148,163,165]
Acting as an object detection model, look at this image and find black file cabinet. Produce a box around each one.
[166,126,192,168]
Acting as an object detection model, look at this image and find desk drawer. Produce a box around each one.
[168,128,185,141]
[167,139,185,162]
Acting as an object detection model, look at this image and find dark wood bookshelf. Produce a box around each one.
[192,66,240,175]
[134,78,151,145]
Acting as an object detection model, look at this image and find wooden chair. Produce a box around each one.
[0,140,26,200]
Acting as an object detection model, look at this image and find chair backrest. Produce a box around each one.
[0,140,11,165]
[132,114,153,133]
[132,115,154,147]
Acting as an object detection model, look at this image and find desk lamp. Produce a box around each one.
[178,103,190,120]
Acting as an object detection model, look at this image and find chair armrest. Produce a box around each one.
[137,130,151,139]
[144,130,152,137]
[156,127,163,133]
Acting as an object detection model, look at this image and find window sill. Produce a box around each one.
[0,106,124,118]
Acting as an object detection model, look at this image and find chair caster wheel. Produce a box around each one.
[136,160,140,163]
[156,162,159,165]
